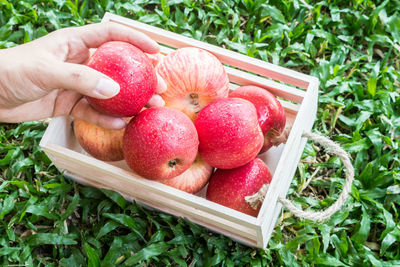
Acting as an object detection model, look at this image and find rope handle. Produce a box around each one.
[245,132,355,222]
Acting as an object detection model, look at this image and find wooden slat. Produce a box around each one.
[262,199,284,247]
[225,66,306,104]
[279,100,300,114]
[262,136,312,246]
[102,13,314,89]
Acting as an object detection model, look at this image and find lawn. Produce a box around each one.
[0,0,399,266]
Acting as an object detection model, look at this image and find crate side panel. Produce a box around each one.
[43,143,260,229]
[257,79,319,248]
[46,154,260,244]
[275,81,319,198]
[64,170,260,247]
[258,78,319,222]
[258,134,309,248]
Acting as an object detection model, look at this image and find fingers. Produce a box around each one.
[146,53,164,66]
[70,22,160,54]
[156,74,167,94]
[71,98,127,129]
[45,61,120,99]
[146,95,165,108]
[47,58,167,98]
[52,90,83,118]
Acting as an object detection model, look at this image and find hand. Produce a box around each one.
[0,22,166,129]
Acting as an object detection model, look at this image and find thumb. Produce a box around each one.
[46,61,120,99]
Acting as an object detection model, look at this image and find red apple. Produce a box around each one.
[229,85,286,153]
[86,41,157,117]
[73,118,125,162]
[194,98,264,169]
[123,107,199,180]
[156,47,230,121]
[158,155,213,194]
[206,158,272,217]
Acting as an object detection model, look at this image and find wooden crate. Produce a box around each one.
[39,13,319,248]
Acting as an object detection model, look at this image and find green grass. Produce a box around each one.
[1,0,399,266]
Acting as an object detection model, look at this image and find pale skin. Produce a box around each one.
[0,22,166,129]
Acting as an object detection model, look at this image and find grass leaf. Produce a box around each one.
[124,242,170,265]
[26,233,77,246]
[85,243,101,267]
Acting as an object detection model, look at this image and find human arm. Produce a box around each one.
[0,21,166,129]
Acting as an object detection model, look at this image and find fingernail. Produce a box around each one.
[147,95,165,107]
[111,118,127,129]
[156,74,167,94]
[95,78,120,98]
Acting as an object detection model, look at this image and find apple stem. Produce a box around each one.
[189,93,201,113]
[270,124,292,146]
